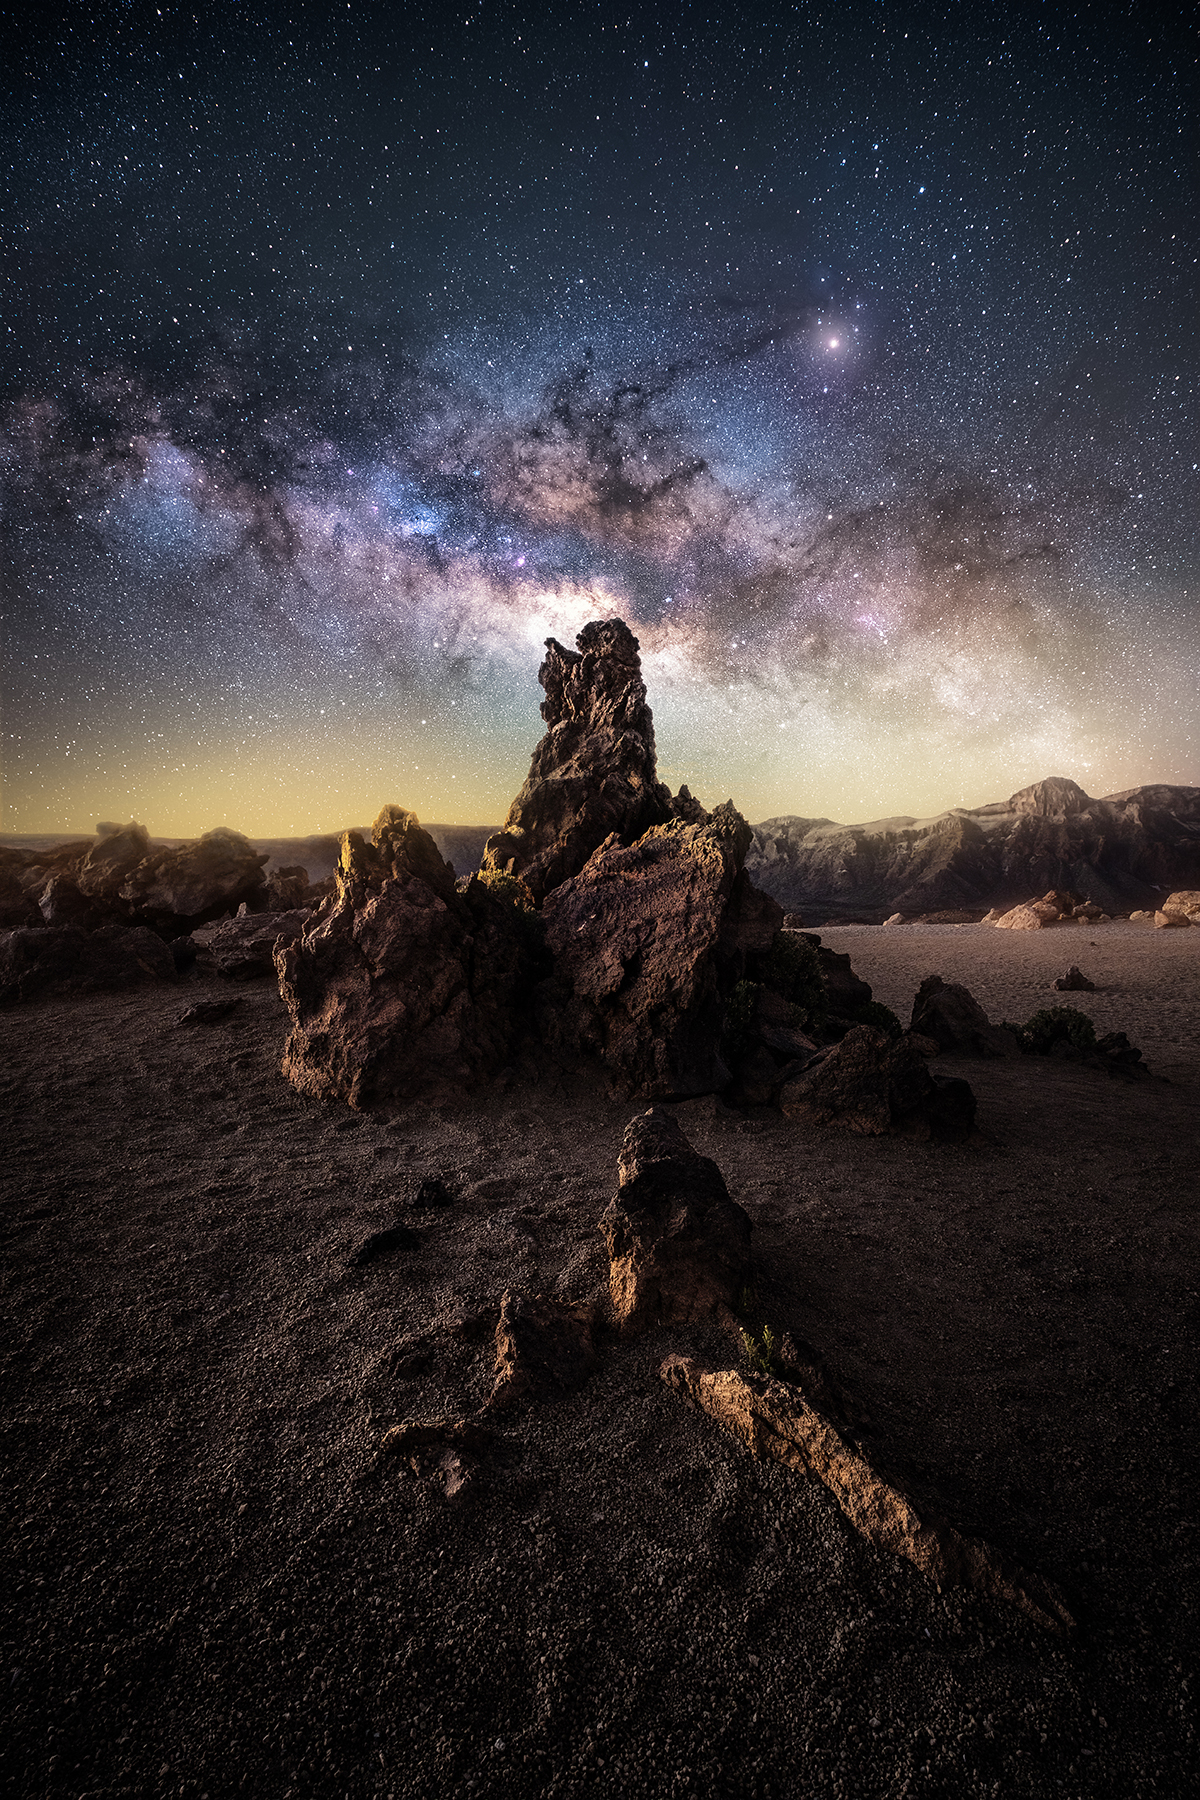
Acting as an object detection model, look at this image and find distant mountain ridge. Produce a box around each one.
[745,777,1200,920]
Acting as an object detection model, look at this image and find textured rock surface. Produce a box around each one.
[599,1108,753,1333]
[0,925,175,1004]
[1163,890,1200,918]
[542,804,780,1097]
[480,620,683,903]
[1,823,270,933]
[994,903,1048,931]
[910,975,1020,1057]
[276,806,536,1107]
[748,777,1200,921]
[192,908,314,979]
[779,1024,976,1140]
[379,1419,494,1499]
[659,1355,1074,1635]
[487,1290,598,1408]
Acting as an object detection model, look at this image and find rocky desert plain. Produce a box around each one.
[3,621,1199,1800]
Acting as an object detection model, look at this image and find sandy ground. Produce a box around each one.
[2,922,1198,1799]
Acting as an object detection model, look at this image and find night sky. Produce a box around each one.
[2,1,1195,837]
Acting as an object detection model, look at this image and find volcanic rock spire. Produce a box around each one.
[480,618,698,904]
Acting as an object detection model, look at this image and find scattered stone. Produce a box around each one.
[659,1354,1074,1635]
[1053,966,1096,992]
[779,1025,976,1140]
[882,912,905,926]
[0,925,175,1005]
[176,997,243,1024]
[348,1223,419,1267]
[910,975,1020,1057]
[980,907,1005,924]
[191,908,314,979]
[1153,910,1188,929]
[599,1107,753,1334]
[409,1177,454,1211]
[379,1419,494,1499]
[486,1290,599,1409]
[1129,910,1153,923]
[994,904,1049,930]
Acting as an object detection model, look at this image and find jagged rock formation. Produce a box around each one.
[480,619,702,903]
[275,806,540,1107]
[0,823,270,934]
[541,805,782,1097]
[659,1355,1074,1635]
[599,1109,753,1333]
[748,777,1200,921]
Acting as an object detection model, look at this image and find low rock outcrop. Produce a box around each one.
[779,1025,976,1140]
[1,823,270,934]
[1053,966,1096,993]
[0,924,175,1004]
[276,806,541,1107]
[660,1355,1073,1635]
[910,975,1020,1057]
[486,1290,599,1408]
[599,1108,753,1333]
[192,908,314,979]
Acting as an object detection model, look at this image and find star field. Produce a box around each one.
[2,1,1196,835]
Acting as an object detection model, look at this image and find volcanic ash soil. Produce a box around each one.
[2,923,1199,1798]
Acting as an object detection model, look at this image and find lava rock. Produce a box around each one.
[599,1107,753,1333]
[486,1290,599,1408]
[910,974,1020,1056]
[779,1024,976,1140]
[1053,966,1096,992]
[176,997,243,1024]
[191,908,313,979]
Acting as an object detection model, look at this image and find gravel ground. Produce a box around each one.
[2,924,1198,1797]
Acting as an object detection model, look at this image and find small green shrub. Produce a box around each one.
[740,1323,780,1379]
[757,930,827,1029]
[474,867,537,912]
[1016,1006,1097,1055]
[846,999,903,1038]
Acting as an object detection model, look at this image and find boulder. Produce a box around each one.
[910,975,1020,1057]
[882,912,905,926]
[1153,910,1189,929]
[659,1355,1073,1635]
[598,1108,753,1334]
[0,925,175,1005]
[1053,966,1096,992]
[262,865,314,911]
[379,1418,494,1499]
[779,1024,976,1140]
[191,908,314,979]
[541,804,780,1098]
[480,619,682,903]
[276,807,538,1107]
[486,1290,599,1408]
[815,941,873,1017]
[994,904,1047,930]
[1163,890,1200,918]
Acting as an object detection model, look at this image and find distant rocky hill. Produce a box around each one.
[746,777,1200,921]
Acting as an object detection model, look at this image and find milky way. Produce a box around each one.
[2,2,1195,835]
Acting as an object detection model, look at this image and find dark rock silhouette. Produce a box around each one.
[748,777,1200,920]
[910,974,1020,1056]
[480,619,698,903]
[486,1290,599,1408]
[599,1108,753,1332]
[780,1024,977,1139]
[1053,966,1096,992]
[0,924,175,1004]
[276,806,538,1107]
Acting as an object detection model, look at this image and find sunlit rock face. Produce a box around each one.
[480,619,698,905]
[276,807,537,1108]
[748,780,1200,920]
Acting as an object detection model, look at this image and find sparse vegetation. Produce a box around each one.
[739,1321,781,1380]
[757,930,827,1029]
[1009,1006,1098,1055]
[845,998,903,1038]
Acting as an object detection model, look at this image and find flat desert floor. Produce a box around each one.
[2,923,1198,1798]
